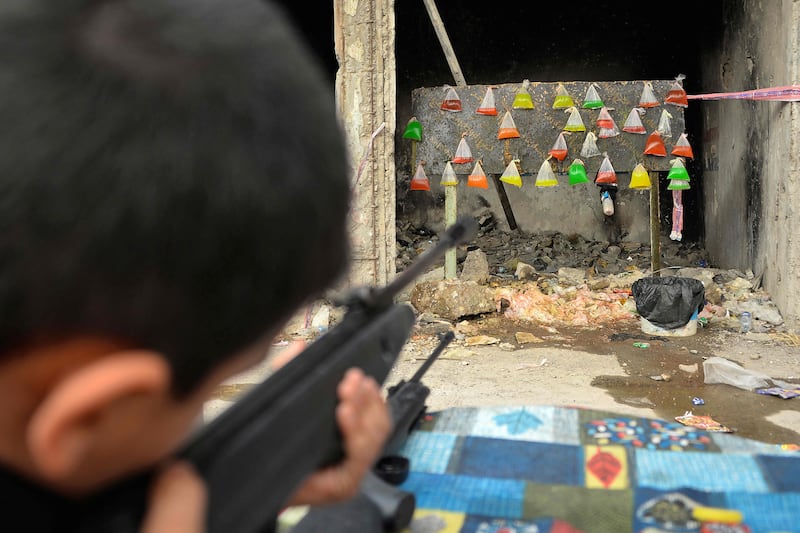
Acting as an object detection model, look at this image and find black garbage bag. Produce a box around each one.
[631,276,705,329]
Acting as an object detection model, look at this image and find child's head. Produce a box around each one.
[0,0,350,492]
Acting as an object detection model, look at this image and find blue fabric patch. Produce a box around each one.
[401,472,526,518]
[724,491,800,533]
[398,431,457,474]
[635,449,770,493]
[456,436,583,486]
[758,454,800,492]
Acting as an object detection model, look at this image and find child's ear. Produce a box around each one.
[26,351,170,482]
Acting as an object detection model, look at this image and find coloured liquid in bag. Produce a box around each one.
[596,107,616,129]
[440,161,458,186]
[667,179,690,190]
[552,83,575,109]
[497,111,521,140]
[548,133,569,161]
[639,82,660,108]
[441,86,462,112]
[629,163,651,189]
[563,107,586,132]
[410,162,430,191]
[595,156,617,184]
[582,83,604,109]
[622,108,646,134]
[452,137,473,164]
[667,159,690,181]
[644,131,667,156]
[671,133,694,158]
[402,117,422,141]
[513,80,535,109]
[535,159,558,187]
[476,87,498,115]
[568,159,589,185]
[665,87,688,107]
[468,161,489,189]
[499,160,523,187]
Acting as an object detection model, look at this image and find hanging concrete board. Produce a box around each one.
[411,80,686,176]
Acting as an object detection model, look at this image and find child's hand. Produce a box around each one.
[141,462,207,533]
[286,368,391,506]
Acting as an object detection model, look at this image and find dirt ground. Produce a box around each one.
[388,315,800,445]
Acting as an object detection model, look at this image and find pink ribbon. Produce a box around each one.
[686,86,800,101]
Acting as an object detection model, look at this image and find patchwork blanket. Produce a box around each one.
[396,405,800,533]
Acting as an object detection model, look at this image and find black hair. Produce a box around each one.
[0,0,351,395]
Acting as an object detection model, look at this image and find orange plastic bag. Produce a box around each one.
[476,87,498,116]
[452,134,473,164]
[671,132,694,158]
[410,161,430,191]
[644,130,667,157]
[468,160,489,189]
[622,108,646,134]
[665,74,689,107]
[595,154,617,185]
[497,111,521,140]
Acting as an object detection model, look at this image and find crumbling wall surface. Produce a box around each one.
[703,0,800,327]
[334,0,397,286]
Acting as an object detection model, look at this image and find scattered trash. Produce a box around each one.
[633,342,650,349]
[679,363,699,374]
[649,373,672,382]
[739,311,752,333]
[692,397,705,406]
[675,411,733,433]
[703,356,795,391]
[756,387,800,399]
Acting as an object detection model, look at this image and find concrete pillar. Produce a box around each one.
[334,0,397,287]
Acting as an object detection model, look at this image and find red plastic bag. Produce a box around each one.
[665,74,689,107]
[595,155,617,184]
[476,87,498,116]
[452,134,473,164]
[440,85,462,112]
[622,108,646,134]
[671,132,694,158]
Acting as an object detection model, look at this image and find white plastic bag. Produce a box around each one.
[703,356,794,391]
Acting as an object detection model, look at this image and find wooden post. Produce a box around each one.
[649,171,661,276]
[444,185,458,279]
[421,0,466,279]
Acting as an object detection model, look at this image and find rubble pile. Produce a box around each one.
[398,211,786,332]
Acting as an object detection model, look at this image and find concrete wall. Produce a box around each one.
[701,0,800,327]
[334,0,397,287]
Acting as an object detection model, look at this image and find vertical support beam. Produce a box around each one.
[444,185,458,278]
[420,0,466,87]
[334,0,396,287]
[649,171,661,276]
[421,0,465,279]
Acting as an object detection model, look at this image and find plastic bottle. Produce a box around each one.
[740,311,752,333]
[601,191,614,216]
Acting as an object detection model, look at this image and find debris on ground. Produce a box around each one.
[675,411,734,433]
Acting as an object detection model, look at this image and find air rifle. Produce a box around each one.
[73,216,477,533]
[290,330,455,533]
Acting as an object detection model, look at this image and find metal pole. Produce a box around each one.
[649,171,661,276]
